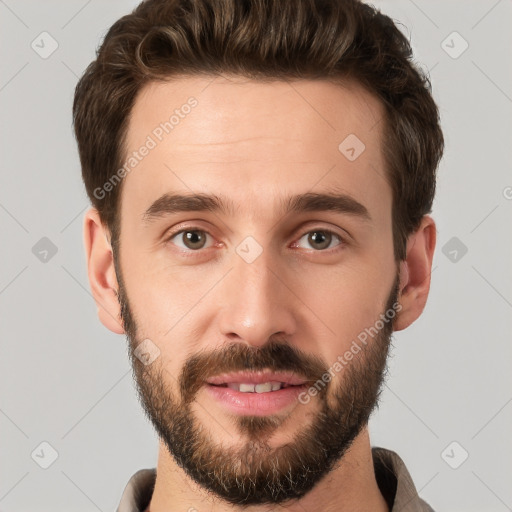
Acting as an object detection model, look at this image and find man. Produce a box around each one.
[73,0,443,510]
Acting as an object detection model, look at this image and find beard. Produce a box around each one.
[114,253,399,506]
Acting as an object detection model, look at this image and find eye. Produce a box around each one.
[165,226,345,254]
[295,229,344,251]
[167,228,214,251]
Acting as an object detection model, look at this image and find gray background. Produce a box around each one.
[1,0,511,510]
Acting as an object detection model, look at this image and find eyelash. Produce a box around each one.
[164,225,346,255]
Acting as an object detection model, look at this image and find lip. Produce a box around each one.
[205,370,308,386]
[204,382,309,416]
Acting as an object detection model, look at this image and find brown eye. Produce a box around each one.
[170,229,211,250]
[296,229,343,251]
[309,231,331,250]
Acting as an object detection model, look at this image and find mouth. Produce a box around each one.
[203,371,311,415]
[207,381,304,393]
[205,370,309,391]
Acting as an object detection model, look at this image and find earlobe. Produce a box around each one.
[83,207,125,335]
[394,215,437,332]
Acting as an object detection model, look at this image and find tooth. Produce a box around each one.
[225,381,287,392]
[255,382,273,393]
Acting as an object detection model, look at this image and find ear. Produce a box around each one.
[83,207,125,334]
[394,215,437,332]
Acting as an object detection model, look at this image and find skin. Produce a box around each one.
[83,75,436,511]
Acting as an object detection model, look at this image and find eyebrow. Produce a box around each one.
[141,191,372,225]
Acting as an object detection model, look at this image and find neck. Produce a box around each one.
[147,427,389,512]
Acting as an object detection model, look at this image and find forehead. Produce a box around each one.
[121,75,390,225]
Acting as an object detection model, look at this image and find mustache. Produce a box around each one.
[179,339,329,404]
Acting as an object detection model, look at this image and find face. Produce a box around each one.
[114,75,399,505]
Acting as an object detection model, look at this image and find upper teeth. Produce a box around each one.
[227,381,285,393]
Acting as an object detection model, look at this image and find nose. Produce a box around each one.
[217,246,297,348]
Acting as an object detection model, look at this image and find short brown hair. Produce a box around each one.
[73,0,444,261]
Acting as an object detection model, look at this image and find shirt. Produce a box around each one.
[116,446,435,512]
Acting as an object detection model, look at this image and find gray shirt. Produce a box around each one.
[116,446,435,512]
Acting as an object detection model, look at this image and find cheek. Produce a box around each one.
[303,265,391,359]
[120,263,193,368]
[309,262,388,317]
[121,246,190,325]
